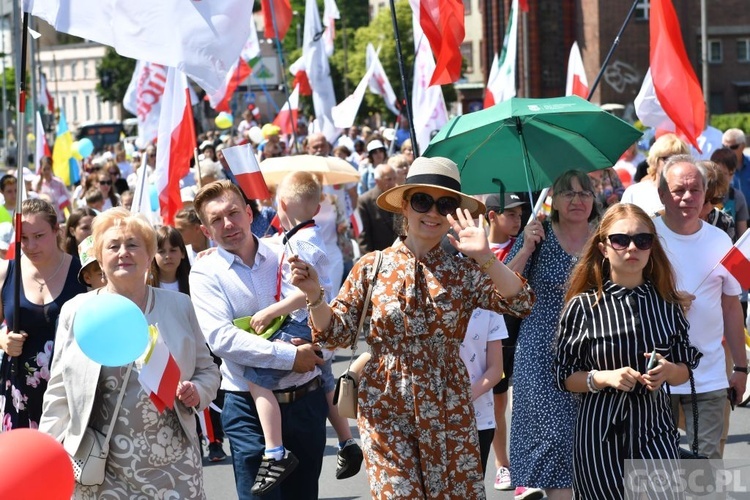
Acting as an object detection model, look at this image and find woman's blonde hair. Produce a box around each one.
[565,203,689,310]
[646,133,689,179]
[91,207,157,262]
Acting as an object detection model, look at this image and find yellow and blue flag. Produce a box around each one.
[51,110,79,186]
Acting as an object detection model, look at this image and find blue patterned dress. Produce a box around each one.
[508,220,579,489]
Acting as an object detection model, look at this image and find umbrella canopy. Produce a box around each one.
[259,155,361,186]
[423,96,643,195]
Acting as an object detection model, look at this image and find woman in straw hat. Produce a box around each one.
[289,156,536,498]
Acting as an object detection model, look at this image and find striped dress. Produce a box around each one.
[554,280,701,500]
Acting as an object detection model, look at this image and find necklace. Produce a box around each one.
[30,254,66,293]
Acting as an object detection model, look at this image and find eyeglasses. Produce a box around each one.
[409,192,461,216]
[607,233,654,251]
[557,190,594,202]
[727,144,741,151]
[709,195,725,205]
[99,180,112,186]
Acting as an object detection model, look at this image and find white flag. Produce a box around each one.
[322,0,340,57]
[332,64,376,129]
[565,41,589,98]
[123,61,168,145]
[303,0,340,143]
[634,68,676,132]
[484,0,518,106]
[241,18,261,62]
[409,0,448,155]
[27,0,253,95]
[366,44,399,116]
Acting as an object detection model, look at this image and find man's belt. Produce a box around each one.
[272,376,322,404]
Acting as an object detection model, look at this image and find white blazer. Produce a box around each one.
[39,287,220,456]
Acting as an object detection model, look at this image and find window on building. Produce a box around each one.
[461,42,473,74]
[463,0,471,15]
[70,62,77,81]
[634,0,650,21]
[708,40,722,63]
[85,94,91,121]
[97,98,102,120]
[72,95,78,122]
[61,96,67,117]
[738,39,750,63]
[82,60,88,79]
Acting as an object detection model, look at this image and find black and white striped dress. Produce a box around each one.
[554,280,701,500]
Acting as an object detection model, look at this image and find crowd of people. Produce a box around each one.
[0,116,748,500]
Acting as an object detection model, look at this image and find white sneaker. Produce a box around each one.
[514,486,544,500]
[494,466,512,490]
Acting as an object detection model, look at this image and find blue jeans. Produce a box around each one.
[222,388,328,500]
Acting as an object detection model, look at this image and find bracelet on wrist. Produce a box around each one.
[306,287,326,310]
[587,369,600,393]
[478,254,496,273]
[733,366,748,374]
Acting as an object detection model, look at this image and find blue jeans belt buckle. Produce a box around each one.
[273,376,321,404]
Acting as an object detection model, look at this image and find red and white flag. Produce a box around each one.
[123,61,168,145]
[634,0,704,149]
[27,0,252,95]
[484,0,518,108]
[565,41,589,98]
[409,0,449,154]
[302,0,340,143]
[139,325,181,413]
[272,85,300,136]
[720,231,750,289]
[290,57,313,97]
[418,0,465,86]
[197,408,216,444]
[35,112,51,174]
[262,0,293,41]
[366,44,399,116]
[38,73,54,114]
[322,0,340,56]
[221,143,271,200]
[154,68,196,227]
[350,212,362,238]
[209,58,252,113]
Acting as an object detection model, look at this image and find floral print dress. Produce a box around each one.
[313,241,535,499]
[0,259,85,431]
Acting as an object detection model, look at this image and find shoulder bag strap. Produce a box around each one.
[688,367,700,456]
[101,363,133,452]
[346,251,383,370]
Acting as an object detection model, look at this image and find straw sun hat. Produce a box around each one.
[376,156,485,218]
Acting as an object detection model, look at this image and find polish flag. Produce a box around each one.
[289,57,313,96]
[154,68,196,227]
[272,85,300,136]
[221,143,271,200]
[565,42,589,98]
[483,0,518,108]
[419,0,465,86]
[720,231,750,289]
[38,73,54,114]
[139,325,181,413]
[209,58,252,113]
[35,112,51,174]
[366,44,399,116]
[197,408,216,443]
[262,0,293,41]
[634,0,704,149]
[350,211,362,238]
[322,0,340,56]
[123,61,168,145]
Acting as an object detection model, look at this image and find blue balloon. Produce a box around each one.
[78,138,94,158]
[73,294,149,366]
[149,185,160,213]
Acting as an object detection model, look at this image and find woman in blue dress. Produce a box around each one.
[506,170,599,499]
[0,199,86,430]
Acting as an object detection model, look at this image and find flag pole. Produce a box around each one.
[387,0,419,157]
[586,0,639,101]
[267,1,298,153]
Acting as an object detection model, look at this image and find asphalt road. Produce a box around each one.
[203,344,750,500]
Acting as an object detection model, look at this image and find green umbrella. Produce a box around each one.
[423,96,643,195]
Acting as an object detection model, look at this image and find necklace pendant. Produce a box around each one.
[39,283,44,292]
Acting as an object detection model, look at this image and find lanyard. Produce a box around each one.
[275,219,316,301]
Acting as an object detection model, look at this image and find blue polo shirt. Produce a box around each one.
[731,154,750,208]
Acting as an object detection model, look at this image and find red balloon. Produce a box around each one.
[0,429,75,499]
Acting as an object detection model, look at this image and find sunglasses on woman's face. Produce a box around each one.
[99,180,112,186]
[409,192,461,216]
[607,233,654,251]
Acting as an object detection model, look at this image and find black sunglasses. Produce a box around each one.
[728,144,741,150]
[409,192,461,216]
[607,233,654,251]
[99,180,112,186]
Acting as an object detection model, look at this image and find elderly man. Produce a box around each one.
[356,163,397,253]
[655,155,747,459]
[723,128,750,204]
[190,180,326,500]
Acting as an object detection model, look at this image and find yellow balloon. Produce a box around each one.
[215,113,233,130]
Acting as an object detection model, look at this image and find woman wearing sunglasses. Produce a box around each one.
[96,171,120,210]
[554,203,700,499]
[289,156,535,498]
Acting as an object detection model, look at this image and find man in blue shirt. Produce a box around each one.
[723,128,750,203]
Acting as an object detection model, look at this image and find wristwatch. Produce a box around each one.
[733,366,748,373]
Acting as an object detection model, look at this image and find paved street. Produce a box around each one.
[202,342,750,499]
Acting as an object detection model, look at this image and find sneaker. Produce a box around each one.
[514,486,544,500]
[250,450,299,496]
[335,439,363,479]
[494,466,512,490]
[207,441,227,462]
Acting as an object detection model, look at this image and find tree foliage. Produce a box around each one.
[95,48,136,105]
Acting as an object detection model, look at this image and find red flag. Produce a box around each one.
[262,0,293,41]
[210,58,252,113]
[154,68,196,226]
[350,212,362,238]
[38,73,54,114]
[419,0,465,86]
[221,143,271,200]
[720,232,750,289]
[565,42,589,99]
[648,0,705,149]
[272,85,299,136]
[138,325,182,413]
[518,0,529,12]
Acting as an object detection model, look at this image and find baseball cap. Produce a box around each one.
[485,193,527,213]
[77,235,99,286]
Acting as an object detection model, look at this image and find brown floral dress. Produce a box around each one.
[313,241,535,499]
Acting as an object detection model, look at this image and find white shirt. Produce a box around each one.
[620,180,663,216]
